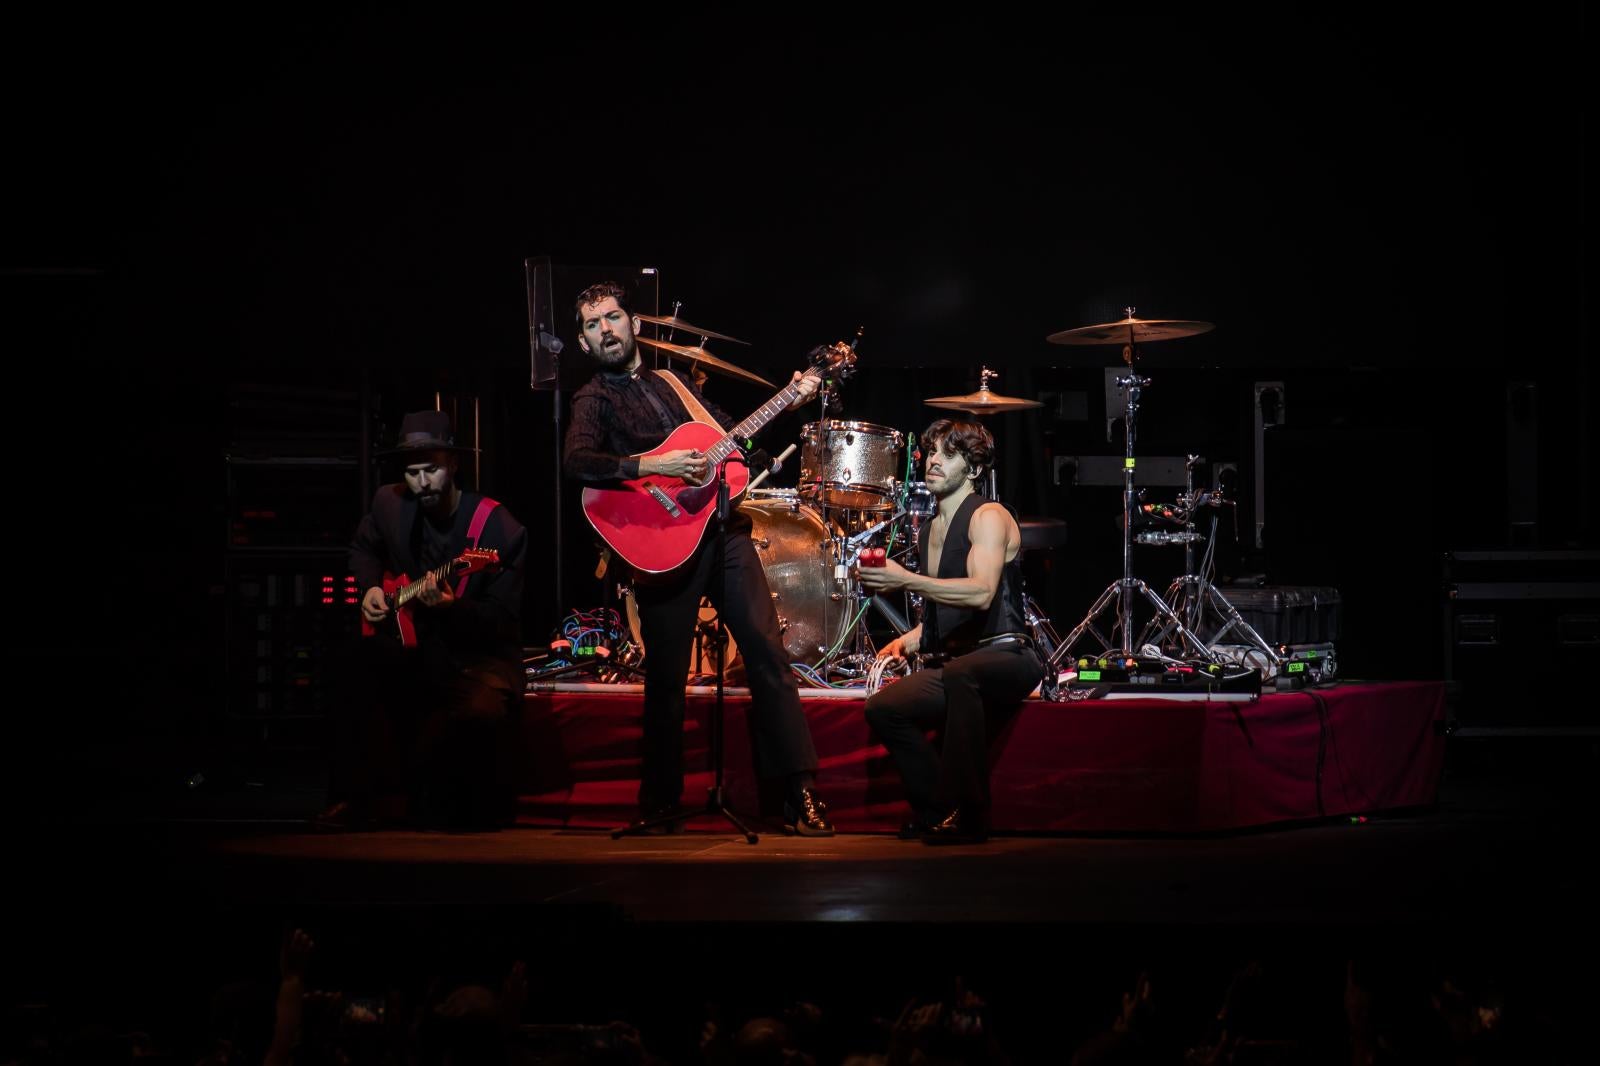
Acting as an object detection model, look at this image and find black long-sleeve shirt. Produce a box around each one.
[563,367,738,482]
[349,486,527,683]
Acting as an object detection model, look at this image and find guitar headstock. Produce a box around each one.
[808,339,859,381]
[456,548,502,575]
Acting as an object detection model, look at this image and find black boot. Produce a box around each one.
[783,788,835,837]
[899,819,941,840]
[922,807,988,845]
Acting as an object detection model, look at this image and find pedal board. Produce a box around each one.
[1063,654,1262,700]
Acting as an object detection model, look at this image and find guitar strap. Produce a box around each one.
[653,369,722,429]
[456,496,500,597]
[633,372,682,433]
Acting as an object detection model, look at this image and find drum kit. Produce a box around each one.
[610,305,1281,692]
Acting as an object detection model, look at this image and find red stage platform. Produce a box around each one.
[516,681,1447,833]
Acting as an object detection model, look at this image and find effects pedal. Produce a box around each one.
[1273,642,1337,689]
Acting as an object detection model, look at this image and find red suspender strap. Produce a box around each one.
[457,496,500,597]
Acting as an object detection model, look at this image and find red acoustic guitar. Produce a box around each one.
[582,341,859,574]
[360,547,502,646]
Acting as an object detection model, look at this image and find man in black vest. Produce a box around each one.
[563,281,833,836]
[315,410,528,831]
[860,419,1043,844]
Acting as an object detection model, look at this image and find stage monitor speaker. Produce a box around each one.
[1443,550,1600,727]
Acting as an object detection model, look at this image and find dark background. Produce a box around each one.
[4,10,1589,798]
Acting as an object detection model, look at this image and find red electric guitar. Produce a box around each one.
[360,547,502,647]
[581,340,859,574]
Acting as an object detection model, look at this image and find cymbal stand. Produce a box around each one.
[1047,330,1214,669]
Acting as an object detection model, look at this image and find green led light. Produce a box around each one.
[1079,671,1102,681]
[1288,662,1306,673]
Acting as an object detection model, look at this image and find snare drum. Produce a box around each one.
[799,420,904,512]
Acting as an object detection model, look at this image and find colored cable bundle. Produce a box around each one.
[547,607,626,664]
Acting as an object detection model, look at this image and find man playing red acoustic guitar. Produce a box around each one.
[563,281,833,836]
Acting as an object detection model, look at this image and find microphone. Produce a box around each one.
[538,330,565,354]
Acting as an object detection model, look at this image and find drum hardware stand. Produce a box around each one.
[1140,456,1282,668]
[1022,592,1064,696]
[903,473,929,642]
[822,507,906,678]
[1047,323,1216,670]
[887,443,932,647]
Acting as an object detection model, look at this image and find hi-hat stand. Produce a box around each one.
[1140,455,1282,669]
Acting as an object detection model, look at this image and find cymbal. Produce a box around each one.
[637,336,774,388]
[924,387,1043,414]
[635,312,749,345]
[1046,316,1214,346]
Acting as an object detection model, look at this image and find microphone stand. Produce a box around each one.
[612,453,760,843]
[530,329,567,618]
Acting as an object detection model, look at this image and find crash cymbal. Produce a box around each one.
[636,336,774,388]
[1047,315,1214,346]
[924,387,1043,414]
[635,312,749,345]
[924,366,1043,414]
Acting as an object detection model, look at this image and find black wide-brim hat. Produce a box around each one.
[376,410,481,457]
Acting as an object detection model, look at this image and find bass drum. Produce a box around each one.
[741,491,855,665]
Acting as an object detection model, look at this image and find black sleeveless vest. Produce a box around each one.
[918,493,1029,655]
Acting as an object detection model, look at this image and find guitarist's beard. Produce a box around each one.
[595,333,637,371]
[418,485,459,517]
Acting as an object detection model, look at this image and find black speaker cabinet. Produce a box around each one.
[1443,550,1600,727]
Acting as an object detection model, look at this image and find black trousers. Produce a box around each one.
[633,526,818,811]
[864,643,1042,823]
[327,638,519,827]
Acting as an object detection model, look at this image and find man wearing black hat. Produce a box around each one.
[315,410,528,831]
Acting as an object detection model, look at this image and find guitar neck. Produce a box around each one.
[394,558,456,609]
[703,379,805,465]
